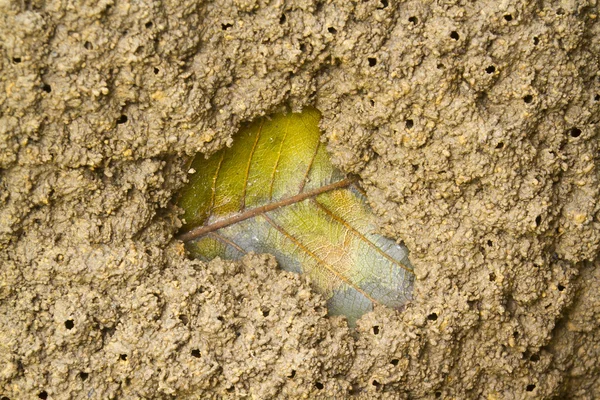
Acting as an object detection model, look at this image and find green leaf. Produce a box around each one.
[178,108,414,325]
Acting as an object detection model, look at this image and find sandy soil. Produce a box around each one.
[1,0,599,398]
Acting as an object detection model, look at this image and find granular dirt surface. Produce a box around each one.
[1,0,599,399]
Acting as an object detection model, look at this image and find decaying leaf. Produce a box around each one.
[178,108,414,325]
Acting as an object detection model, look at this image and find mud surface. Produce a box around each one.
[1,0,599,398]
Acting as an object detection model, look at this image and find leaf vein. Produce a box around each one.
[241,118,264,210]
[209,151,226,216]
[312,197,413,273]
[269,117,289,200]
[209,232,248,255]
[298,141,321,194]
[261,213,379,305]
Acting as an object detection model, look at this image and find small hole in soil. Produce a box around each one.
[368,57,377,67]
[221,23,233,30]
[262,309,270,317]
[299,43,306,52]
[288,369,296,378]
[390,359,399,366]
[315,382,324,390]
[119,354,128,361]
[38,392,48,400]
[526,384,536,391]
[533,37,539,45]
[145,21,153,28]
[372,326,380,335]
[427,313,438,321]
[496,142,504,149]
[409,16,418,24]
[84,41,93,50]
[523,94,533,103]
[370,99,375,107]
[279,14,286,24]
[153,67,160,74]
[489,272,496,282]
[372,380,381,388]
[42,84,52,93]
[78,371,89,381]
[530,354,540,362]
[179,314,189,325]
[450,31,460,40]
[437,63,445,69]
[226,386,235,393]
[468,300,478,310]
[378,0,388,9]
[504,14,513,21]
[594,94,600,101]
[570,127,582,137]
[487,240,493,247]
[328,27,337,34]
[13,57,22,63]
[485,65,496,74]
[405,119,414,129]
[217,316,224,322]
[535,215,542,226]
[65,319,74,329]
[435,392,442,398]
[116,115,128,124]
[558,284,565,291]
[1,397,9,400]
[556,8,565,15]
[191,349,201,358]
[513,331,519,338]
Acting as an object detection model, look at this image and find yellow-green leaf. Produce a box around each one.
[178,108,414,325]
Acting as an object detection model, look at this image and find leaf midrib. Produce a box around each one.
[177,177,356,242]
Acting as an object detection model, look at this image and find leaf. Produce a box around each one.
[177,108,414,325]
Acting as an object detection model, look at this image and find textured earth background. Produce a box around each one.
[1,0,599,399]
